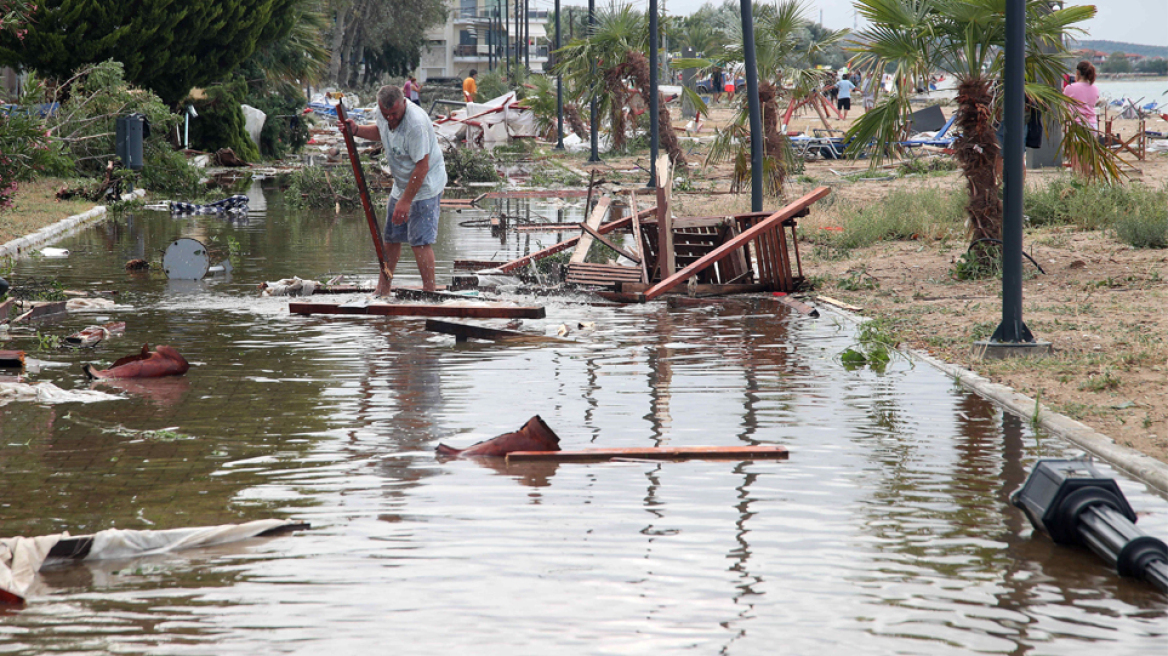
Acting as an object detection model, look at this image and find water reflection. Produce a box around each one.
[1,186,1166,653]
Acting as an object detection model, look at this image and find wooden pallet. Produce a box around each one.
[566,263,644,287]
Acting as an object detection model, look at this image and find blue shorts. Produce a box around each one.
[384,194,441,247]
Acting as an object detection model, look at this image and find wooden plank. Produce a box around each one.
[578,222,641,263]
[655,154,674,277]
[424,319,570,344]
[815,295,862,311]
[641,187,830,302]
[627,190,649,283]
[11,301,67,324]
[506,445,789,463]
[617,282,768,296]
[569,197,612,264]
[0,299,10,323]
[773,295,819,317]
[289,302,546,319]
[454,259,509,271]
[497,205,655,273]
[484,189,590,199]
[0,350,26,368]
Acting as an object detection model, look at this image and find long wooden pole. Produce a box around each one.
[334,97,394,287]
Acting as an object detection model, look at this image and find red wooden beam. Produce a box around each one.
[505,445,789,463]
[498,205,656,273]
[289,302,545,319]
[641,188,830,302]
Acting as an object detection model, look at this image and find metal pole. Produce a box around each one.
[588,0,601,163]
[989,0,1033,345]
[515,0,521,73]
[555,0,564,149]
[524,0,530,71]
[648,0,659,188]
[740,0,763,211]
[504,0,509,79]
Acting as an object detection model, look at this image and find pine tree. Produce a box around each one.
[0,0,297,104]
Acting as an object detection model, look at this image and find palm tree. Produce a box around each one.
[674,0,848,195]
[846,0,1120,266]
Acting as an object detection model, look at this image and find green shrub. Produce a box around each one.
[244,91,311,160]
[1113,204,1168,248]
[444,147,500,184]
[141,140,204,197]
[187,76,261,163]
[283,165,360,208]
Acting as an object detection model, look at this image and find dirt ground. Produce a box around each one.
[585,100,1168,465]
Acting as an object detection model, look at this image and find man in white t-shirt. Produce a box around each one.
[339,85,447,293]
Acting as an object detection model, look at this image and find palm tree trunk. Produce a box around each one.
[953,78,1003,266]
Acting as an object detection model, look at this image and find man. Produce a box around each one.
[463,69,478,102]
[339,85,447,294]
[835,74,856,120]
[711,68,724,104]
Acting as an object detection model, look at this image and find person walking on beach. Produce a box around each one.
[711,68,724,104]
[835,74,856,120]
[1063,60,1100,176]
[339,85,447,294]
[463,69,478,103]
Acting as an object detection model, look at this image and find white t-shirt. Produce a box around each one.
[374,101,447,201]
[836,79,856,100]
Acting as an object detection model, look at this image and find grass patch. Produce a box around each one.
[283,166,362,209]
[816,187,967,251]
[1025,177,1168,246]
[0,178,100,244]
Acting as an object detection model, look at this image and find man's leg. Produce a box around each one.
[412,245,437,292]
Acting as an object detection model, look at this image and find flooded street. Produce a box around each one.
[2,185,1166,653]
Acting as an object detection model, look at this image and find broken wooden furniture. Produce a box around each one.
[425,319,570,344]
[506,445,789,463]
[289,301,546,320]
[64,322,126,348]
[0,350,25,369]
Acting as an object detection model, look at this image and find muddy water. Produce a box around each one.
[1,185,1166,653]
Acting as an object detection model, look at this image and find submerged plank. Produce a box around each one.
[506,445,789,463]
[425,319,569,343]
[289,302,545,319]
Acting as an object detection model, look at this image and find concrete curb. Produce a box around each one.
[0,189,145,262]
[816,304,1168,498]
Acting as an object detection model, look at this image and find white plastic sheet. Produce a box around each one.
[0,381,122,406]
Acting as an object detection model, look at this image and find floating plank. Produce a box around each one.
[641,187,830,302]
[11,301,67,324]
[617,282,768,297]
[569,197,612,264]
[513,222,585,233]
[628,190,649,283]
[454,259,509,271]
[483,189,589,199]
[289,302,545,319]
[497,205,656,273]
[0,350,26,368]
[425,319,570,344]
[774,295,819,317]
[506,445,789,463]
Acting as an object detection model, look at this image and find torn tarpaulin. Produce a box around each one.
[170,194,249,216]
[1,519,309,606]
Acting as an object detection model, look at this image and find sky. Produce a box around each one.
[646,0,1168,49]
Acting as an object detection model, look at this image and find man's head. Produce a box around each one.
[377,85,407,128]
[469,69,477,78]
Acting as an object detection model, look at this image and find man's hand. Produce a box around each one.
[338,118,356,135]
[392,199,412,226]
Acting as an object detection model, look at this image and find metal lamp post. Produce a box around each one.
[978,0,1051,358]
[648,0,659,188]
[555,0,564,149]
[587,0,601,163]
[740,0,763,211]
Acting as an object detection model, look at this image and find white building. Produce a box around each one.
[419,0,549,82]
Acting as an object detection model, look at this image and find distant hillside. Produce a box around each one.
[1070,39,1168,59]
